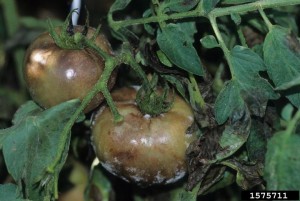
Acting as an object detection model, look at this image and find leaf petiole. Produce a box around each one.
[258,8,273,31]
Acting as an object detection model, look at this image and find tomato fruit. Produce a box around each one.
[23,26,116,113]
[92,86,196,186]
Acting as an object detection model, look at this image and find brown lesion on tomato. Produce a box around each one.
[23,25,117,113]
[92,86,197,186]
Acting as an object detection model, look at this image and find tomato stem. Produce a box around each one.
[99,59,124,122]
[121,48,175,115]
[188,73,206,110]
[109,0,300,30]
[209,16,235,79]
[258,8,273,31]
[85,39,111,62]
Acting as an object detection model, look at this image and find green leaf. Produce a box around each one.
[0,184,27,201]
[156,50,173,67]
[0,100,80,198]
[269,9,298,35]
[143,9,155,35]
[0,101,40,149]
[264,26,300,108]
[170,183,199,201]
[281,104,294,121]
[215,46,278,124]
[162,0,199,13]
[200,35,220,49]
[108,0,132,13]
[85,166,112,201]
[265,131,300,190]
[214,80,244,124]
[161,74,188,101]
[157,22,203,76]
[221,0,257,4]
[201,0,220,13]
[275,76,300,91]
[230,13,241,25]
[110,27,139,42]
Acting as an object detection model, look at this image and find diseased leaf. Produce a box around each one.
[0,184,27,201]
[186,127,222,191]
[222,159,264,189]
[218,126,248,158]
[162,0,199,13]
[200,35,219,49]
[108,0,132,13]
[157,22,203,76]
[246,120,267,162]
[198,166,226,195]
[201,170,235,195]
[265,131,300,190]
[0,100,80,198]
[264,26,300,108]
[216,107,251,160]
[215,46,278,124]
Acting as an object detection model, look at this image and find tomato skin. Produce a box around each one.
[23,26,116,113]
[92,87,196,186]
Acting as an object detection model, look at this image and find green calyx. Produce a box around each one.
[136,74,174,116]
[47,9,99,50]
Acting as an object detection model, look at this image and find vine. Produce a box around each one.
[108,0,300,30]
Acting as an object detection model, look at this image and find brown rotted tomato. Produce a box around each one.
[23,26,116,113]
[92,86,197,186]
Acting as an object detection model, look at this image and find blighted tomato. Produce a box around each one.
[23,26,116,113]
[91,86,196,186]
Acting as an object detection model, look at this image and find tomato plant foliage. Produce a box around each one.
[0,100,81,200]
[1,0,300,200]
[157,22,203,76]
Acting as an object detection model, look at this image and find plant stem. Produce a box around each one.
[285,109,300,137]
[189,73,206,109]
[258,8,273,30]
[109,0,300,30]
[47,58,120,175]
[1,0,26,93]
[121,47,149,85]
[209,16,235,78]
[237,26,248,48]
[86,39,111,61]
[152,0,166,28]
[211,0,300,18]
